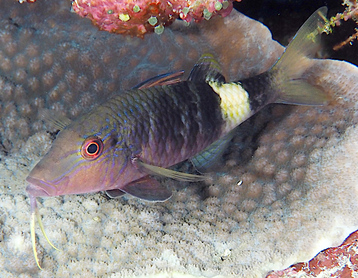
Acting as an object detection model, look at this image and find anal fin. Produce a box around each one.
[191,129,235,172]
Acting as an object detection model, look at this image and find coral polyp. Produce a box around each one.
[71,0,239,37]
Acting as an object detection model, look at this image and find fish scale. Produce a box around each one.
[101,82,224,168]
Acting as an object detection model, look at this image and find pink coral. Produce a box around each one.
[71,0,238,37]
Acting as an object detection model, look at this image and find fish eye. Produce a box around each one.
[81,136,103,160]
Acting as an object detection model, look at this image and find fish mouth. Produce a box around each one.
[26,176,57,197]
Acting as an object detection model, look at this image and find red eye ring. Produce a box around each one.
[81,136,103,160]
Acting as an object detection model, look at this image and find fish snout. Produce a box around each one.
[25,180,50,197]
[26,176,66,197]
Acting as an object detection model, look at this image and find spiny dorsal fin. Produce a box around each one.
[133,70,185,89]
[188,53,226,83]
[39,110,72,131]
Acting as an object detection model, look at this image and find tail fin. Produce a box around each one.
[270,7,330,105]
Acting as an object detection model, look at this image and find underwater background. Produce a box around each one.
[0,0,358,277]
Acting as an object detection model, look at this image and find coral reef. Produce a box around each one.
[1,0,358,277]
[72,0,239,37]
[266,230,358,277]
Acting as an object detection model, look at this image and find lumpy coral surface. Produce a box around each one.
[1,1,358,277]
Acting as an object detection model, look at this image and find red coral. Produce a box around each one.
[266,230,358,277]
[71,0,238,37]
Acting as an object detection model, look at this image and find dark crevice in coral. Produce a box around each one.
[235,0,358,66]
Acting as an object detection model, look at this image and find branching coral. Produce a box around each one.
[326,0,358,50]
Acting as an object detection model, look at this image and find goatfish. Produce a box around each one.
[26,7,329,269]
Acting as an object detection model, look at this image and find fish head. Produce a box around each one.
[26,116,127,197]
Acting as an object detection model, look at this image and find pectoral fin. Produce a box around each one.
[133,158,205,182]
[120,176,172,201]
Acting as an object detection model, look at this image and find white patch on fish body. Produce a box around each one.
[209,81,251,133]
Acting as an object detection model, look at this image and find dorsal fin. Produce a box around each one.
[133,70,185,89]
[39,110,72,131]
[188,53,226,83]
